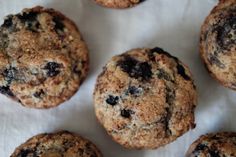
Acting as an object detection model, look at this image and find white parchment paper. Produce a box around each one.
[0,0,236,156]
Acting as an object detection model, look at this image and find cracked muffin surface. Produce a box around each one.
[0,6,89,108]
[93,47,197,149]
[10,131,102,157]
[94,0,146,8]
[200,0,236,90]
[186,132,236,157]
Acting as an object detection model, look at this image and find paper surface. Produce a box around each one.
[0,0,236,156]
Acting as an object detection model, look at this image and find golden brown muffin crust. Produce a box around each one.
[0,6,89,108]
[186,132,236,157]
[94,47,197,149]
[200,0,236,90]
[10,131,102,157]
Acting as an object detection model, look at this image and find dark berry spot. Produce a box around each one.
[192,144,220,157]
[157,69,172,81]
[0,86,14,97]
[18,149,36,157]
[208,150,220,157]
[33,89,45,98]
[149,47,164,61]
[132,62,152,80]
[2,16,13,28]
[16,11,40,32]
[118,56,138,73]
[2,67,17,84]
[117,56,152,81]
[208,54,225,68]
[44,62,61,77]
[149,47,178,61]
[150,47,166,54]
[106,95,119,106]
[176,63,191,80]
[0,33,9,49]
[17,11,38,22]
[121,109,134,118]
[191,144,208,156]
[195,144,207,151]
[73,65,82,76]
[25,21,40,32]
[215,16,236,49]
[127,86,143,96]
[53,16,65,32]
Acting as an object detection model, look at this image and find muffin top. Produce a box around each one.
[186,132,236,157]
[10,131,102,157]
[200,0,236,90]
[0,6,89,108]
[94,47,197,149]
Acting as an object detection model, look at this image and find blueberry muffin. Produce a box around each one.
[94,0,146,9]
[0,6,89,108]
[10,131,102,157]
[94,47,197,149]
[200,0,236,90]
[186,132,236,157]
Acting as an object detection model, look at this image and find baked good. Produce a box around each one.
[94,47,197,149]
[0,6,89,108]
[94,0,146,9]
[200,0,236,90]
[186,132,236,157]
[10,131,102,157]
